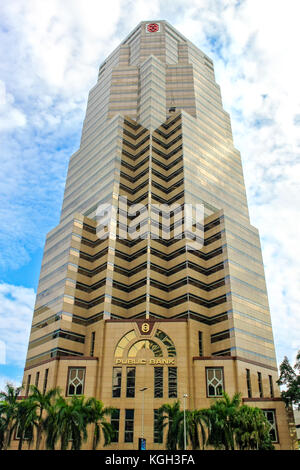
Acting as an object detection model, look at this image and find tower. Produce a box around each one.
[21,20,293,449]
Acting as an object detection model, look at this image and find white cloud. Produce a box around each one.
[0,283,35,367]
[0,80,26,131]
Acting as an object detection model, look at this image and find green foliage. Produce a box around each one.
[158,400,183,450]
[0,383,115,450]
[202,392,241,450]
[180,409,208,450]
[0,382,276,451]
[15,399,36,450]
[277,351,300,410]
[159,393,274,451]
[85,397,115,450]
[28,384,60,450]
[234,405,274,450]
[0,383,23,450]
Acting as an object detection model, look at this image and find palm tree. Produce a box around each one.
[0,413,6,450]
[28,385,60,450]
[15,399,36,450]
[158,400,183,450]
[43,398,60,450]
[0,383,23,450]
[181,409,208,450]
[85,397,115,449]
[54,395,91,450]
[234,405,273,450]
[202,392,241,450]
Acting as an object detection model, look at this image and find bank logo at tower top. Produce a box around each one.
[146,23,160,33]
[95,197,204,251]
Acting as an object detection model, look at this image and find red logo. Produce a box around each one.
[147,23,159,33]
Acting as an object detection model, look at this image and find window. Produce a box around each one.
[67,368,85,396]
[246,369,252,398]
[126,367,136,398]
[206,367,224,397]
[154,409,163,443]
[112,367,122,398]
[263,410,278,442]
[111,409,120,443]
[269,375,274,398]
[258,372,263,398]
[168,367,177,398]
[90,331,95,357]
[128,340,163,358]
[115,330,137,358]
[43,369,49,394]
[154,330,176,356]
[124,409,134,443]
[25,375,31,397]
[35,371,40,388]
[198,331,203,356]
[154,367,163,398]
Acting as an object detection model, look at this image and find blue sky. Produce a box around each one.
[0,0,299,389]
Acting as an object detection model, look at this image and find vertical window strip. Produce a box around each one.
[154,367,163,398]
[90,331,95,357]
[26,375,31,396]
[35,371,40,388]
[198,331,203,356]
[43,369,49,394]
[246,369,252,398]
[111,409,120,442]
[269,375,274,398]
[126,367,136,398]
[112,367,122,398]
[258,372,263,398]
[168,367,177,398]
[124,409,134,442]
[154,409,163,443]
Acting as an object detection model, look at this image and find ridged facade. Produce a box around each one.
[19,21,295,450]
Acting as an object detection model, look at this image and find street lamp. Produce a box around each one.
[183,393,188,450]
[139,387,148,450]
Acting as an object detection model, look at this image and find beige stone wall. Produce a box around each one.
[17,318,292,450]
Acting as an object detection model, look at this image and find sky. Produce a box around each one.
[0,0,299,390]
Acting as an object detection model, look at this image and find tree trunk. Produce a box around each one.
[3,424,12,450]
[36,425,42,450]
[18,433,23,450]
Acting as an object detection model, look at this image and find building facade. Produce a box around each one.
[20,20,294,449]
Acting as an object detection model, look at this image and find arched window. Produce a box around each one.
[154,330,176,356]
[128,339,163,357]
[114,330,137,357]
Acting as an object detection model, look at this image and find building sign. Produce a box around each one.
[136,320,155,336]
[146,23,160,33]
[115,358,175,365]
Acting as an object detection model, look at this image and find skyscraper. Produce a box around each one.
[21,20,293,449]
